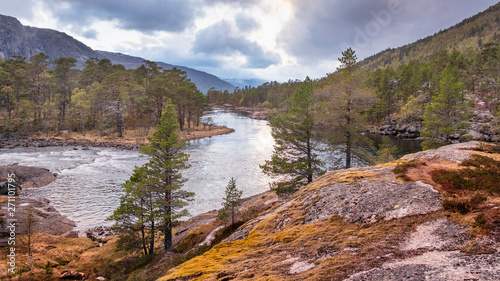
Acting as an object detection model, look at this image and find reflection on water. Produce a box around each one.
[368,133,422,158]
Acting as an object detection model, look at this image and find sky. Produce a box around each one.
[0,0,497,82]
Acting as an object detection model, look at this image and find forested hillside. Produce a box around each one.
[360,3,500,70]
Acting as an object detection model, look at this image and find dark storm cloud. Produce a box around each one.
[278,0,497,62]
[203,0,262,6]
[82,29,98,39]
[277,0,408,61]
[54,0,199,33]
[192,20,281,68]
[235,13,260,32]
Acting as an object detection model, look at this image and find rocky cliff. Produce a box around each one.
[0,14,235,94]
[159,142,500,281]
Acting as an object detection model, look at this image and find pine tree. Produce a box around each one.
[261,77,324,195]
[376,136,398,163]
[108,165,157,259]
[317,48,375,169]
[421,63,471,149]
[140,99,193,253]
[219,177,243,226]
[21,207,36,271]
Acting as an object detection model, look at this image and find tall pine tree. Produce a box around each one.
[261,77,324,195]
[317,48,375,169]
[421,63,471,149]
[140,99,193,253]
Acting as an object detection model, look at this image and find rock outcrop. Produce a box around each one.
[159,142,500,281]
[0,164,56,190]
[0,196,75,246]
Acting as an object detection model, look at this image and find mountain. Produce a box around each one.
[95,50,236,94]
[359,3,500,70]
[221,77,268,89]
[0,14,235,94]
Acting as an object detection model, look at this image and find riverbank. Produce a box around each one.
[215,105,270,120]
[0,124,235,150]
[2,142,499,280]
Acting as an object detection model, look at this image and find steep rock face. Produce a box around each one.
[0,15,94,64]
[0,14,235,93]
[160,142,500,281]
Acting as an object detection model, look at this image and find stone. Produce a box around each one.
[402,141,479,163]
[0,196,75,246]
[400,218,469,251]
[289,260,316,274]
[0,164,56,188]
[60,270,87,280]
[301,180,442,224]
[345,251,500,281]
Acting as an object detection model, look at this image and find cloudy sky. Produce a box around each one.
[0,0,497,82]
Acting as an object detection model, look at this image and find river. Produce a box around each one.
[0,110,275,232]
[0,110,421,232]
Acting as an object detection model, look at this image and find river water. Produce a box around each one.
[0,110,275,232]
[0,110,421,232]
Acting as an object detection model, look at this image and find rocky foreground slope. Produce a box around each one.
[160,142,500,281]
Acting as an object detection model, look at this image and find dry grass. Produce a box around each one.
[0,195,8,204]
[31,123,234,145]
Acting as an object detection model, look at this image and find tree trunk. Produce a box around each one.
[62,100,66,124]
[345,90,352,169]
[116,99,124,138]
[141,224,148,257]
[149,219,155,259]
[346,131,352,169]
[231,206,235,226]
[164,189,173,253]
[177,103,184,131]
[307,135,313,183]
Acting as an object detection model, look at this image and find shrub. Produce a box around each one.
[442,197,472,214]
[393,160,427,181]
[431,155,500,193]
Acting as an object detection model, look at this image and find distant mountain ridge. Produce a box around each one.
[221,77,267,89]
[0,14,235,93]
[359,3,500,70]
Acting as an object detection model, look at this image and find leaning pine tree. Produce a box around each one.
[261,77,324,195]
[140,99,193,254]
